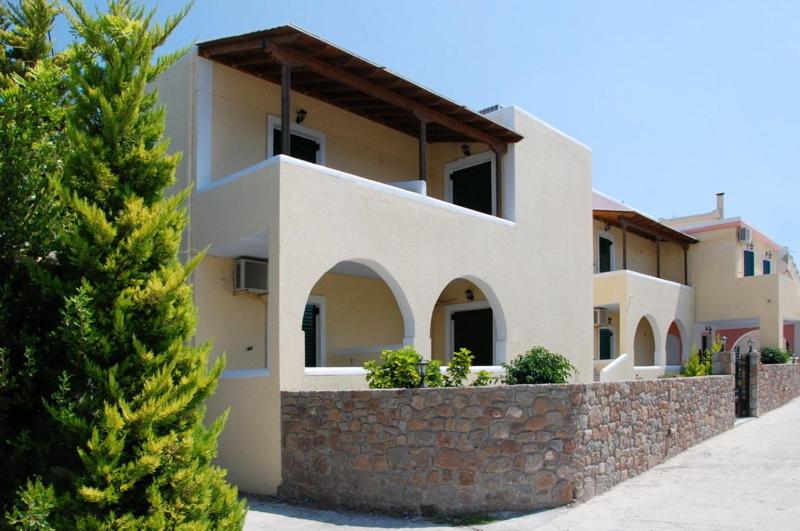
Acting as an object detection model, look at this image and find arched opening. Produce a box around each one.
[666,321,683,366]
[733,330,760,353]
[634,317,656,366]
[429,277,506,366]
[302,260,410,368]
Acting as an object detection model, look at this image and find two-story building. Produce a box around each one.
[664,193,800,354]
[591,191,697,381]
[157,26,594,495]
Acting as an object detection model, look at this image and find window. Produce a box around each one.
[267,115,326,164]
[598,327,614,360]
[763,259,771,275]
[598,236,614,273]
[444,152,496,216]
[302,296,326,367]
[744,250,755,277]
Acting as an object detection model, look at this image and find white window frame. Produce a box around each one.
[444,300,495,364]
[267,115,327,165]
[595,325,615,360]
[596,232,616,273]
[443,151,496,216]
[306,295,327,367]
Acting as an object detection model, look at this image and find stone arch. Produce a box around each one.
[428,274,508,365]
[634,315,659,366]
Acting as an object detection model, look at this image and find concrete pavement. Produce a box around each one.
[245,397,800,530]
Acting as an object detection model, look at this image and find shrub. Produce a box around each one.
[681,350,712,376]
[761,346,792,364]
[364,347,489,388]
[472,370,494,387]
[501,346,575,385]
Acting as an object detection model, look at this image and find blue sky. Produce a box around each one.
[54,1,800,253]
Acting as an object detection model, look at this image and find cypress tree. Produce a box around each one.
[7,0,246,527]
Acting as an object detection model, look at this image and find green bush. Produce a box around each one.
[364,347,490,388]
[501,346,575,385]
[472,370,494,387]
[761,346,792,364]
[680,350,712,376]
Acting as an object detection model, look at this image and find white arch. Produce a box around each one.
[733,330,760,353]
[667,318,690,363]
[302,258,416,343]
[428,274,508,364]
[633,314,660,366]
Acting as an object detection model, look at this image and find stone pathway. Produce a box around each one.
[245,397,800,530]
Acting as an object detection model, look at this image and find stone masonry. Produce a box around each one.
[279,376,734,515]
[756,363,800,415]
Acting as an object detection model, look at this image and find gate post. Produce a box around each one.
[749,351,761,416]
[712,350,735,376]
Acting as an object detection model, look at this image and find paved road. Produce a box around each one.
[246,397,800,530]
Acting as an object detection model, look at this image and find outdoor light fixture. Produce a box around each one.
[721,336,727,350]
[704,325,713,334]
[416,359,429,388]
[461,144,471,157]
[747,337,755,353]
[766,251,773,259]
[295,108,307,124]
[465,289,474,302]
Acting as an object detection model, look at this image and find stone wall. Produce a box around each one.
[571,377,733,500]
[280,377,734,515]
[756,363,800,415]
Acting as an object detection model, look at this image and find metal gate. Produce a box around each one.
[734,349,751,417]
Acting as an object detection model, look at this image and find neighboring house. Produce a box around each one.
[663,193,800,354]
[157,26,593,495]
[591,191,697,381]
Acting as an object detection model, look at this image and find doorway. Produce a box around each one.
[445,152,496,215]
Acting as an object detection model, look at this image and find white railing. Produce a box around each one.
[600,352,632,382]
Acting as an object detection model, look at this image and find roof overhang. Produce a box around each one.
[594,210,698,246]
[197,25,523,150]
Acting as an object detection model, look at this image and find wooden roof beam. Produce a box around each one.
[264,42,508,151]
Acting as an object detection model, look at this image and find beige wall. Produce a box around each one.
[633,317,656,366]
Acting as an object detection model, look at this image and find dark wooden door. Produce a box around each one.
[273,129,319,163]
[452,308,493,365]
[450,161,492,215]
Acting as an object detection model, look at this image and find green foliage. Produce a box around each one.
[680,341,721,377]
[471,370,493,387]
[364,347,485,389]
[761,346,792,364]
[4,479,56,530]
[365,346,424,389]
[2,0,245,527]
[501,346,576,385]
[0,0,71,515]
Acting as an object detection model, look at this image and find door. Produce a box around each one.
[446,153,495,215]
[451,308,493,365]
[743,250,755,277]
[598,328,613,360]
[598,236,613,273]
[272,129,320,163]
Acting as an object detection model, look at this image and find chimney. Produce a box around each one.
[716,192,725,219]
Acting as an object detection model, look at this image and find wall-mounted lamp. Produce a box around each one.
[603,223,611,232]
[296,108,307,124]
[461,144,471,157]
[747,242,755,251]
[464,289,474,302]
[704,325,713,335]
[766,251,773,259]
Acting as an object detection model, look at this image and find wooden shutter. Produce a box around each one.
[302,304,319,367]
[763,260,771,275]
[599,328,613,360]
[744,250,755,277]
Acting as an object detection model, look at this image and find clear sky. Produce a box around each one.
[53,1,800,253]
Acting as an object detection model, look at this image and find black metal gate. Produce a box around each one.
[734,349,751,417]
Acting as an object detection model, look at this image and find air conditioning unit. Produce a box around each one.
[593,307,608,326]
[738,227,752,243]
[234,258,268,294]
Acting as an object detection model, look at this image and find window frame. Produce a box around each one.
[443,151,497,216]
[266,115,327,165]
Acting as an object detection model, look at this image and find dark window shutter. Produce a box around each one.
[599,329,613,360]
[763,260,771,275]
[302,304,319,367]
[744,250,755,277]
[598,237,613,273]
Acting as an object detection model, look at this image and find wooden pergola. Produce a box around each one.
[593,209,698,285]
[198,26,523,214]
